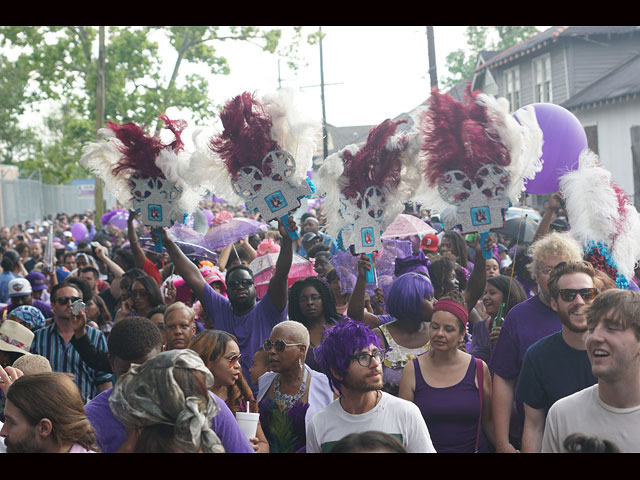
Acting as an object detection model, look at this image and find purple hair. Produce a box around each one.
[314,318,381,395]
[386,272,434,321]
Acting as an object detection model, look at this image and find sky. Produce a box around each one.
[166,26,473,131]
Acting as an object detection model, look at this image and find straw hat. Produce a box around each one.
[0,319,34,355]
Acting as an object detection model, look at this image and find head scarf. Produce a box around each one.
[432,298,469,327]
[109,349,224,453]
[8,305,46,330]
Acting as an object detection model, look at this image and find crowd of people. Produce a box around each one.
[0,191,639,454]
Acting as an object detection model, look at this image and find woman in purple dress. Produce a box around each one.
[399,293,495,453]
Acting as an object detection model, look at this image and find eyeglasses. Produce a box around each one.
[227,278,254,289]
[222,353,242,367]
[351,349,386,368]
[263,339,304,352]
[558,288,599,302]
[536,266,555,276]
[56,296,82,305]
[129,289,149,298]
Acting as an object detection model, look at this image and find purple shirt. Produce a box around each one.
[202,283,287,393]
[489,294,561,443]
[84,387,254,453]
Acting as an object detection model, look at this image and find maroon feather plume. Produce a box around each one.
[420,83,510,186]
[110,115,186,179]
[341,118,407,206]
[209,92,280,179]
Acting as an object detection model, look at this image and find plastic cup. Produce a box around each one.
[235,411,260,439]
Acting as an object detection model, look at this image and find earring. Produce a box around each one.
[299,358,304,370]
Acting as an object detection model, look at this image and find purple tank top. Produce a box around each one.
[413,355,487,453]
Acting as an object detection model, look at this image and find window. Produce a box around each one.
[533,54,552,103]
[503,66,520,112]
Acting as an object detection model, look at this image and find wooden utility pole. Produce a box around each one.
[95,26,106,224]
[426,26,438,91]
[319,26,328,159]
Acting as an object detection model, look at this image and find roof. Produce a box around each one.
[562,53,640,109]
[475,26,640,73]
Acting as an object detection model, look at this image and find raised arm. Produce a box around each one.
[347,254,380,329]
[533,192,563,243]
[127,210,147,270]
[464,234,491,314]
[266,217,296,313]
[154,228,206,303]
[93,243,125,299]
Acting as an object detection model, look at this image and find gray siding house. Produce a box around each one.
[469,26,640,205]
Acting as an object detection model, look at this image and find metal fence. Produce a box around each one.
[0,178,116,227]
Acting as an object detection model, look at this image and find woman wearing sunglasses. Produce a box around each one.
[399,292,495,453]
[256,321,333,453]
[115,274,163,322]
[189,330,269,453]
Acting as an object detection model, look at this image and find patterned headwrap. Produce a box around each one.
[109,349,224,453]
[8,305,46,330]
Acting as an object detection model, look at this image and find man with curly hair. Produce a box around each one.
[306,319,435,453]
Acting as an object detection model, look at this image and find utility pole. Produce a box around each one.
[426,26,438,91]
[95,26,106,224]
[319,26,328,159]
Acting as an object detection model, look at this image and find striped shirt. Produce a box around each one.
[30,322,112,404]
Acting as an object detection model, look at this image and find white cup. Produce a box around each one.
[235,411,260,439]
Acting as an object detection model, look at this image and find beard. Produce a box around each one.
[5,433,41,453]
[341,369,384,393]
[559,306,588,333]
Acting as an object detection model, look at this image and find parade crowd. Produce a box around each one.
[0,187,638,455]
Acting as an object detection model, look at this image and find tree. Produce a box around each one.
[441,26,540,90]
[0,26,306,183]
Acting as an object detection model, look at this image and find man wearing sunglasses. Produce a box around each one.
[30,282,112,403]
[516,260,599,452]
[307,319,435,453]
[155,217,295,395]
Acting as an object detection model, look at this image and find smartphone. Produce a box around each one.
[71,300,86,316]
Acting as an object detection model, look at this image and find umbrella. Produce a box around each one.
[101,209,139,229]
[494,216,539,244]
[250,253,317,298]
[381,214,436,240]
[203,215,268,252]
[329,239,413,299]
[138,225,219,265]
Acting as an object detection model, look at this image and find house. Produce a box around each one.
[469,26,640,205]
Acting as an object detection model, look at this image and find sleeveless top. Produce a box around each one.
[412,355,488,453]
[379,323,430,396]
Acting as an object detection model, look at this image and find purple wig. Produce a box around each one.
[314,318,381,395]
[386,272,434,322]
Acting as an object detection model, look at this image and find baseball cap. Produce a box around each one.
[420,234,439,252]
[302,232,320,244]
[26,271,47,291]
[8,278,33,297]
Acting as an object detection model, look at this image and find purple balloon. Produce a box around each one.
[71,222,88,241]
[517,103,588,194]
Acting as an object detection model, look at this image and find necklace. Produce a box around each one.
[274,368,308,410]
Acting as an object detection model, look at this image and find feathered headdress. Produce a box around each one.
[80,115,204,225]
[315,117,422,244]
[185,88,321,217]
[559,149,640,288]
[413,84,543,230]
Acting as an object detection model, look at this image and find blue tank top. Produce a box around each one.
[413,355,487,453]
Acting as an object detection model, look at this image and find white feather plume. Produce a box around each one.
[560,149,640,280]
[80,128,133,206]
[262,88,322,183]
[155,149,205,215]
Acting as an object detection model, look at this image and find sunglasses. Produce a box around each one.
[222,353,242,367]
[129,289,149,298]
[558,288,599,302]
[351,349,386,368]
[263,339,304,352]
[227,278,254,289]
[56,296,82,305]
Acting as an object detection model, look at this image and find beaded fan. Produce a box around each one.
[414,84,543,255]
[185,88,321,240]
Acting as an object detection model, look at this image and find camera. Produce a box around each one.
[71,300,86,316]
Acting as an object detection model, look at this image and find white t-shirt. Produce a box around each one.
[306,391,436,453]
[542,383,640,453]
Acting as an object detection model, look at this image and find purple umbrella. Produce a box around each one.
[101,209,139,230]
[203,212,268,252]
